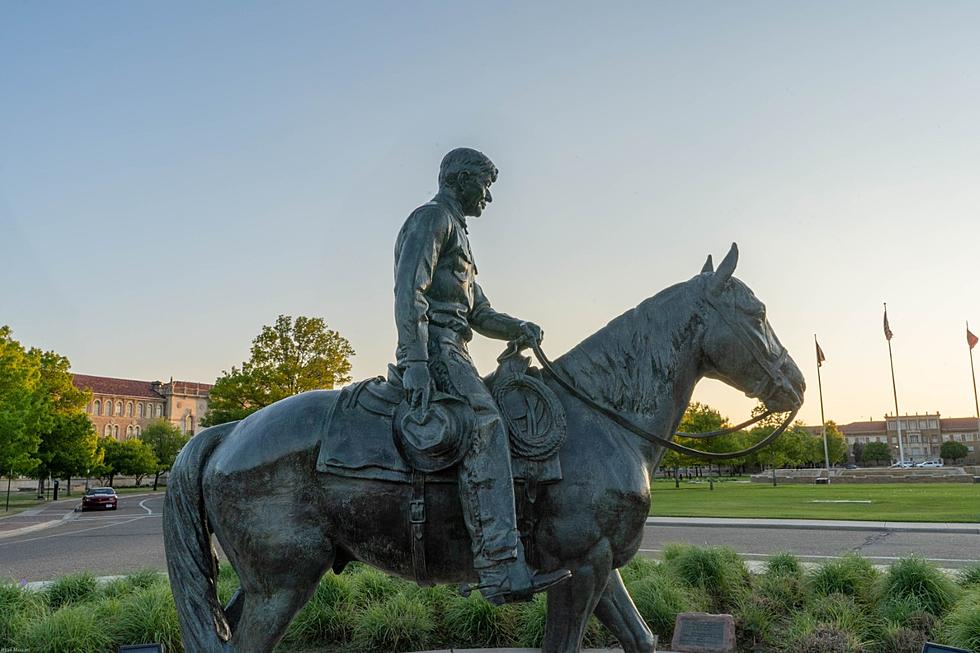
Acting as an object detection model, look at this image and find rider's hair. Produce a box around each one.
[439,148,498,190]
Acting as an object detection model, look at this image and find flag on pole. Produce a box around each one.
[815,339,826,367]
[969,328,979,350]
[883,306,893,341]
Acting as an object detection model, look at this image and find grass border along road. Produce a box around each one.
[649,479,980,522]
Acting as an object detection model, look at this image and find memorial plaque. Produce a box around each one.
[921,643,971,653]
[671,612,735,653]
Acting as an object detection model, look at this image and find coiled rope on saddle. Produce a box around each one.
[528,341,798,461]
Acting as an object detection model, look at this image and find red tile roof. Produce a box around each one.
[940,417,980,431]
[838,421,887,435]
[72,374,164,399]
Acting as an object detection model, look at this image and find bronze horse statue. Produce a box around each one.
[164,243,805,653]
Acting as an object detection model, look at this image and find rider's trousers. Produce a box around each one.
[427,329,520,568]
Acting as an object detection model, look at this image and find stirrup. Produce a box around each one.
[460,566,572,605]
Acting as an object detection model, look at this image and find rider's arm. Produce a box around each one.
[470,283,524,341]
[393,207,451,367]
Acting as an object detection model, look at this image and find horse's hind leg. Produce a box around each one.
[227,584,319,652]
[593,568,657,653]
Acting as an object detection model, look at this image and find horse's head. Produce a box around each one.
[697,244,805,413]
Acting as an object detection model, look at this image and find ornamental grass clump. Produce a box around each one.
[346,564,408,607]
[942,589,980,652]
[0,583,46,648]
[956,564,980,589]
[442,591,520,648]
[808,554,879,604]
[766,551,804,578]
[112,583,184,653]
[662,544,750,612]
[351,591,436,652]
[877,555,960,616]
[216,561,240,605]
[45,571,99,609]
[627,565,706,641]
[283,572,355,647]
[786,611,867,653]
[19,602,114,653]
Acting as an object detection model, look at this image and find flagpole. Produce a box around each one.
[969,321,979,431]
[816,334,830,473]
[886,303,905,464]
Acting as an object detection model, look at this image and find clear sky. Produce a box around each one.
[3,1,979,427]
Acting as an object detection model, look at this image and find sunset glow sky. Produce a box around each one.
[3,2,980,426]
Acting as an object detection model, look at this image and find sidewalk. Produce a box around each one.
[0,495,82,539]
[646,515,980,534]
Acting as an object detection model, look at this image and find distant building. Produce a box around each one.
[831,412,979,464]
[72,374,212,440]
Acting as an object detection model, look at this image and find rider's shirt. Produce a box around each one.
[394,192,522,367]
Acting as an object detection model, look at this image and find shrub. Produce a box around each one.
[877,556,960,616]
[514,593,547,648]
[19,603,114,653]
[283,573,355,646]
[351,592,436,652]
[756,567,809,613]
[808,593,875,642]
[620,556,661,585]
[112,583,183,653]
[733,593,777,651]
[942,590,980,652]
[874,621,929,653]
[808,554,879,603]
[786,611,866,653]
[45,572,99,609]
[663,545,750,611]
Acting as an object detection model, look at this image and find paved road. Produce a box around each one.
[2,493,979,582]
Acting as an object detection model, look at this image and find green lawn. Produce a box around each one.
[649,479,980,522]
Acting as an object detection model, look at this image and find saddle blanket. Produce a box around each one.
[314,376,562,485]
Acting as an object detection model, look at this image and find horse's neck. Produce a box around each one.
[552,286,704,461]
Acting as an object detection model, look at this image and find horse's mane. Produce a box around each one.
[552,277,705,417]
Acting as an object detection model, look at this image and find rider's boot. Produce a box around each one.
[477,543,571,606]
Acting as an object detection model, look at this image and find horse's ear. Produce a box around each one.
[701,255,714,274]
[709,243,739,293]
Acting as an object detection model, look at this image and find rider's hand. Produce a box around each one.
[403,362,432,412]
[519,321,544,346]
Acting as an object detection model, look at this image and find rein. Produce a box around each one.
[528,341,799,461]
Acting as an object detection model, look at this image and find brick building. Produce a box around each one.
[72,374,212,440]
[835,412,980,465]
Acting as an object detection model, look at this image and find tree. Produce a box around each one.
[140,419,189,490]
[661,402,734,475]
[203,315,355,426]
[862,441,890,466]
[852,441,865,466]
[940,440,969,464]
[31,349,93,493]
[0,326,41,476]
[100,438,157,486]
[824,421,847,465]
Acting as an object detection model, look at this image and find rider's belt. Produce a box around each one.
[410,470,432,586]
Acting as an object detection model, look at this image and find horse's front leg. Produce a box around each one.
[593,567,657,653]
[541,540,612,653]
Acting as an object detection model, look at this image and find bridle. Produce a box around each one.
[528,282,800,461]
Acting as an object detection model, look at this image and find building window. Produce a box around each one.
[137,403,143,418]
[113,425,119,438]
[116,401,123,416]
[135,425,141,437]
[104,424,111,437]
[156,404,163,417]
[94,400,102,416]
[127,402,133,417]
[127,425,133,438]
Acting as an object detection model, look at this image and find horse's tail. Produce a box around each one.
[164,421,237,653]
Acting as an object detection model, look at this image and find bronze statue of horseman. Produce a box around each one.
[164,148,805,653]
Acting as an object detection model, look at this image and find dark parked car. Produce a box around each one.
[81,487,118,511]
[844,463,859,469]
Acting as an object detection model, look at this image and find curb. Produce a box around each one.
[645,516,980,535]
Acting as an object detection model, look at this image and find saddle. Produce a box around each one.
[315,350,566,485]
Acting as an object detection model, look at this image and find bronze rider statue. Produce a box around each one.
[393,147,571,605]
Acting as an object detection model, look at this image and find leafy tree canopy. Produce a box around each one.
[140,419,189,489]
[0,326,41,474]
[940,440,969,463]
[203,315,355,426]
[98,438,157,485]
[862,440,891,465]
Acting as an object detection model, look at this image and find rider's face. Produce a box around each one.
[457,170,494,217]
